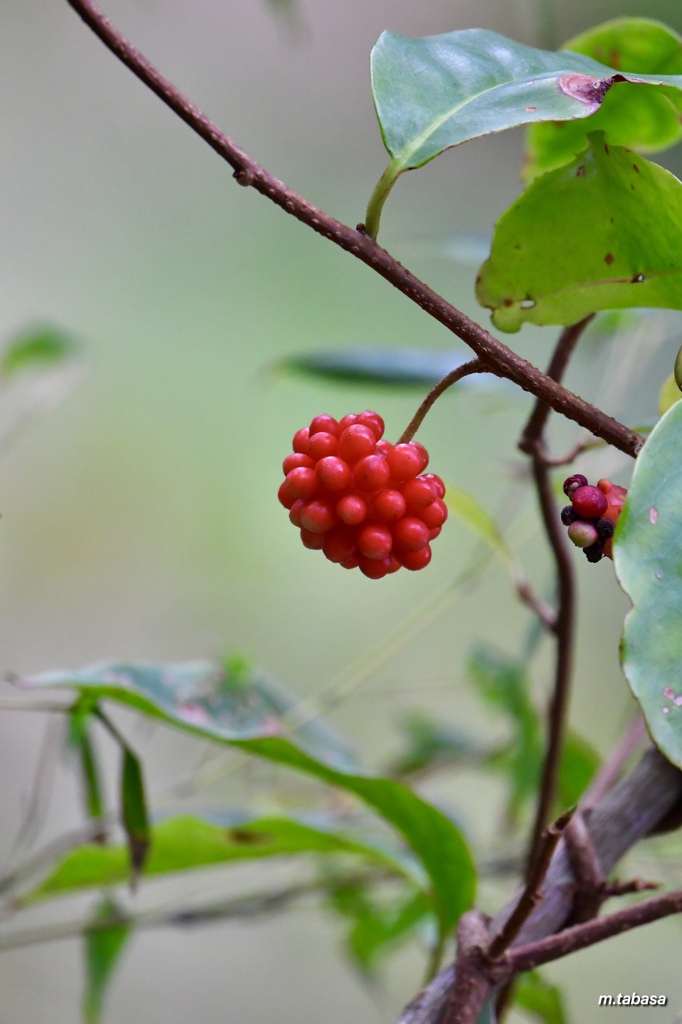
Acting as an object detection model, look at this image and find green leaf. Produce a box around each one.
[17,661,475,936]
[22,813,413,903]
[615,399,682,769]
[476,136,682,332]
[658,372,681,415]
[0,327,79,377]
[525,19,682,182]
[514,969,567,1024]
[329,881,431,976]
[83,899,131,1024]
[468,648,542,823]
[367,27,682,235]
[120,747,150,884]
[68,704,106,836]
[446,487,514,568]
[558,731,600,808]
[274,349,485,389]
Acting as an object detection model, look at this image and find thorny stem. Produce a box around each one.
[63,0,644,457]
[397,359,485,444]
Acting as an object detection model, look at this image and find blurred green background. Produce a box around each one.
[2,0,682,1021]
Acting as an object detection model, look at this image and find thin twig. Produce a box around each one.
[508,885,682,973]
[397,359,484,444]
[488,809,572,960]
[62,0,643,457]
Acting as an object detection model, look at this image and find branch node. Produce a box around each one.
[233,167,255,187]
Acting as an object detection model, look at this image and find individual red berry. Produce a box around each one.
[309,414,339,437]
[353,453,391,491]
[563,473,588,497]
[373,488,406,521]
[571,485,607,520]
[289,499,304,528]
[340,555,360,569]
[410,441,429,471]
[567,521,599,548]
[323,525,358,563]
[393,516,430,552]
[357,522,393,560]
[386,556,401,574]
[316,456,351,491]
[421,473,445,498]
[292,427,310,454]
[283,453,315,474]
[307,431,339,460]
[300,499,336,533]
[278,481,297,509]
[336,493,368,525]
[376,439,392,455]
[355,410,384,440]
[597,478,612,494]
[300,527,324,550]
[358,554,392,579]
[401,477,437,512]
[419,498,448,530]
[338,424,376,464]
[285,466,319,501]
[428,526,442,540]
[386,443,422,481]
[397,545,432,571]
[337,414,358,434]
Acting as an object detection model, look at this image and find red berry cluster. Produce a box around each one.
[561,475,627,562]
[278,411,447,579]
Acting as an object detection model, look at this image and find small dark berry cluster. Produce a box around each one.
[278,411,447,579]
[561,475,627,563]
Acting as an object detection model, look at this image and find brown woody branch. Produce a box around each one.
[63,0,643,458]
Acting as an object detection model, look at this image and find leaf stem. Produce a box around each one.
[364,159,402,239]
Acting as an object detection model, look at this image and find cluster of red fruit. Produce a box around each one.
[277,411,447,579]
[561,475,627,562]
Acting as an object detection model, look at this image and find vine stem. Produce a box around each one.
[62,0,643,457]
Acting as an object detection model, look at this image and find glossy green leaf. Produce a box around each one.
[17,661,475,935]
[514,969,567,1024]
[615,400,682,769]
[274,349,487,389]
[0,327,79,377]
[367,27,682,235]
[22,813,412,903]
[83,900,131,1024]
[525,19,682,182]
[477,136,682,332]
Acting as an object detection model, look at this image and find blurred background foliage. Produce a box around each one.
[2,0,682,1021]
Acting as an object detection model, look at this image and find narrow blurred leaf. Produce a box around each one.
[477,136,682,332]
[525,19,682,182]
[468,648,542,823]
[558,731,600,808]
[389,713,488,778]
[514,969,567,1023]
[23,813,413,903]
[120,748,150,885]
[658,372,681,415]
[0,328,79,378]
[446,487,514,568]
[83,899,131,1024]
[329,881,431,976]
[275,349,479,389]
[615,399,682,769]
[367,26,682,233]
[18,661,476,936]
[68,707,106,838]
